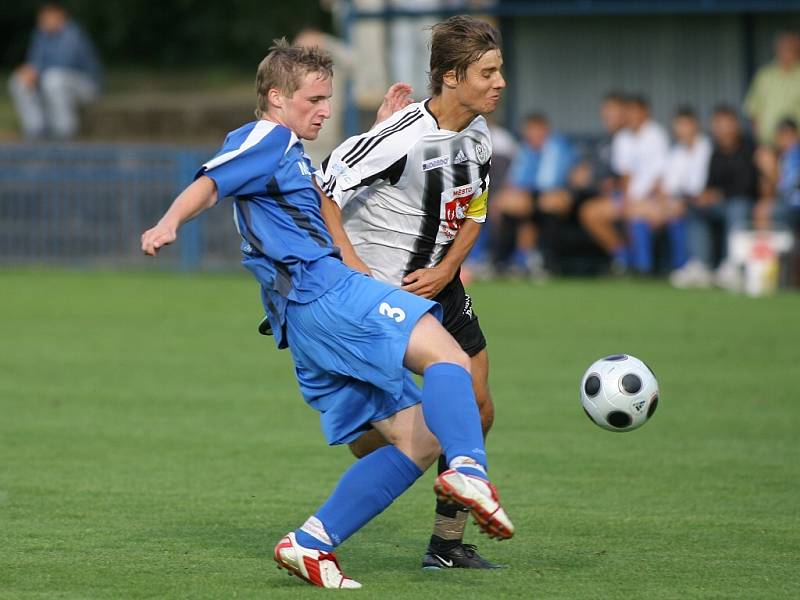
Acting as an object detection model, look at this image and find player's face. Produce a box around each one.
[454,49,506,115]
[280,72,332,140]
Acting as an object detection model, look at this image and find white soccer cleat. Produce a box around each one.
[433,469,515,540]
[273,532,361,589]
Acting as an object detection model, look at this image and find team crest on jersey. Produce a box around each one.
[474,143,488,163]
[453,149,468,164]
[442,183,474,231]
[422,155,450,171]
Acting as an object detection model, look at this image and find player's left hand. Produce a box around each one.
[375,82,414,125]
[401,267,453,299]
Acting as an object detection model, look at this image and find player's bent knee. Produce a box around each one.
[393,432,441,470]
[348,429,388,458]
[406,314,471,374]
[442,348,471,373]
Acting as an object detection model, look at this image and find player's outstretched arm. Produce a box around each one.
[141,176,218,256]
[402,219,482,298]
[373,82,414,126]
[316,182,371,275]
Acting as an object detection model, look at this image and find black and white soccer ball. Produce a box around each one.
[580,354,659,432]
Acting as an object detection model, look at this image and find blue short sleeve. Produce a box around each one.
[508,146,538,190]
[198,121,293,199]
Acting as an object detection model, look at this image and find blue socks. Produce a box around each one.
[421,363,488,472]
[295,363,489,552]
[629,219,653,273]
[295,445,422,551]
[667,218,689,269]
[612,246,629,269]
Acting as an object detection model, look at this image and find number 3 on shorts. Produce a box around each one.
[379,301,406,323]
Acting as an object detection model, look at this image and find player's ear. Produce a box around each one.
[267,88,285,110]
[442,69,458,90]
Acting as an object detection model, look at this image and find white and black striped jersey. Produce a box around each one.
[315,100,491,286]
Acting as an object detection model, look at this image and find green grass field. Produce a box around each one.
[1,270,798,599]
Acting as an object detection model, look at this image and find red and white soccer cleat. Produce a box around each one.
[273,532,362,589]
[433,469,515,540]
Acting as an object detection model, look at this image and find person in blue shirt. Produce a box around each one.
[8,3,102,139]
[754,118,800,230]
[490,112,576,275]
[141,39,514,590]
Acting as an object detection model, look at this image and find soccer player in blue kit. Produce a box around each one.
[141,39,513,589]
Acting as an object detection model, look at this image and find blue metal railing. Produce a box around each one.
[0,143,242,270]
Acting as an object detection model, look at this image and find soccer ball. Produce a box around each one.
[580,354,659,432]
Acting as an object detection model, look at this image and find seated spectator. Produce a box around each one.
[630,107,711,278]
[465,116,519,275]
[8,3,102,139]
[670,105,756,288]
[576,92,629,270]
[753,118,800,231]
[491,112,576,275]
[579,95,670,273]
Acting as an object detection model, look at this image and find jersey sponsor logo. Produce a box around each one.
[337,169,358,190]
[451,183,475,198]
[379,302,406,322]
[422,155,450,172]
[297,160,311,177]
[441,183,476,232]
[474,143,489,163]
[453,149,468,164]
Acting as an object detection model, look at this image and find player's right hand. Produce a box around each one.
[374,82,414,125]
[141,224,177,256]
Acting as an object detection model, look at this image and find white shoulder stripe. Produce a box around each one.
[203,120,279,170]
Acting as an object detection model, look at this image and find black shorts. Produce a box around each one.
[432,272,487,357]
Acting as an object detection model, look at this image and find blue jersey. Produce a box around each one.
[508,133,576,192]
[198,120,350,348]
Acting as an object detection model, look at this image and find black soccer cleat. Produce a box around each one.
[421,543,503,570]
[257,315,272,336]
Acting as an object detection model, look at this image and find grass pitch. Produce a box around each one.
[1,269,798,599]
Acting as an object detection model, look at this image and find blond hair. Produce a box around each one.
[254,38,334,119]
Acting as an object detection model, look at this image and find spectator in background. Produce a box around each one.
[577,92,629,269]
[744,30,800,146]
[579,95,669,274]
[491,112,575,275]
[618,95,670,273]
[8,3,102,139]
[753,118,800,231]
[465,116,518,276]
[670,105,756,288]
[649,107,712,280]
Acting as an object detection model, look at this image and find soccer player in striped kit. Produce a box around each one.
[316,16,507,570]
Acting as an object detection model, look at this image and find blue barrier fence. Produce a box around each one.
[0,143,242,269]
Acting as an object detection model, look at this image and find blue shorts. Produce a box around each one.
[285,272,442,445]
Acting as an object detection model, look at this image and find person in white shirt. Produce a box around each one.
[626,107,711,269]
[578,95,669,273]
